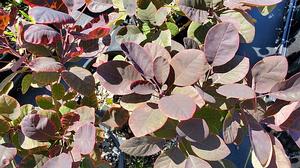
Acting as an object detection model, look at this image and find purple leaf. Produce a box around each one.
[86,0,113,13]
[29,57,63,72]
[178,5,209,23]
[172,86,205,108]
[73,123,96,155]
[153,56,170,85]
[223,111,241,144]
[24,24,60,45]
[61,67,95,97]
[158,94,196,120]
[96,61,142,95]
[154,147,186,167]
[130,80,155,95]
[74,23,110,40]
[43,153,72,168]
[185,155,212,168]
[143,43,171,61]
[170,49,210,86]
[176,118,209,142]
[191,134,231,161]
[216,84,255,100]
[0,144,17,168]
[21,114,57,141]
[29,7,74,24]
[129,103,168,137]
[120,136,165,156]
[211,55,250,84]
[204,22,239,66]
[248,116,273,167]
[183,37,200,49]
[252,56,288,93]
[121,42,154,77]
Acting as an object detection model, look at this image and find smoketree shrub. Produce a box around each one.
[0,0,296,168]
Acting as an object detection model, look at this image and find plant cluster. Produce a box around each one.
[0,0,297,168]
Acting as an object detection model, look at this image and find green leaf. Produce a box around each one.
[63,91,77,101]
[35,95,55,109]
[0,71,18,93]
[0,115,10,135]
[0,81,14,95]
[22,74,33,94]
[51,83,65,100]
[32,72,59,86]
[166,22,179,36]
[0,95,21,120]
[194,106,227,134]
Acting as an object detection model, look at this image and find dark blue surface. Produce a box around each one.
[238,0,287,65]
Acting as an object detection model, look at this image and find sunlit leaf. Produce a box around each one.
[120,136,165,156]
[21,114,57,141]
[154,147,186,168]
[0,144,17,168]
[223,110,241,144]
[43,153,72,168]
[29,7,74,24]
[129,102,168,137]
[248,116,273,167]
[185,155,212,168]
[29,57,63,72]
[87,0,113,13]
[191,134,230,161]
[220,10,255,43]
[252,56,287,93]
[96,61,142,95]
[0,95,21,120]
[62,66,95,97]
[121,42,154,77]
[204,22,239,66]
[217,84,255,100]
[212,55,249,84]
[24,24,60,45]
[73,123,96,155]
[130,80,155,95]
[170,49,209,86]
[158,94,196,120]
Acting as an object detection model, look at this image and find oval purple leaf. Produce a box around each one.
[21,114,57,141]
[191,134,231,161]
[176,118,209,142]
[248,116,273,167]
[129,103,168,137]
[96,61,142,95]
[252,56,288,93]
[158,94,196,120]
[204,22,239,67]
[73,123,96,155]
[121,42,154,77]
[29,57,63,72]
[120,136,165,156]
[24,24,60,45]
[153,56,170,85]
[170,49,210,86]
[29,7,75,24]
[43,153,72,168]
[216,84,256,100]
[130,80,156,95]
[0,145,17,168]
